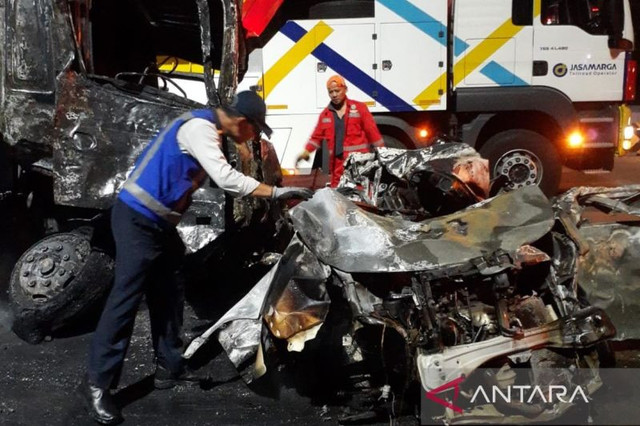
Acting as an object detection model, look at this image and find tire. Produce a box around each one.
[9,230,114,343]
[309,1,374,19]
[479,129,561,197]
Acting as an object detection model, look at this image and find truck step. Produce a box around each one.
[582,169,611,175]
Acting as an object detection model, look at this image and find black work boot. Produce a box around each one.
[77,375,123,425]
[154,364,202,389]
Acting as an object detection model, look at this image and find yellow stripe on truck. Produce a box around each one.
[534,0,541,18]
[157,56,205,74]
[413,7,541,109]
[413,74,447,107]
[258,21,333,99]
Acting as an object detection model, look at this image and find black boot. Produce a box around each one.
[154,364,202,389]
[77,375,123,425]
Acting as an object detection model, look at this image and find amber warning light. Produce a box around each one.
[567,131,585,148]
[415,127,430,146]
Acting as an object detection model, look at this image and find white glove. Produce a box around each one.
[272,186,313,201]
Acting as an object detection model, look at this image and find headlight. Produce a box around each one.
[623,125,635,140]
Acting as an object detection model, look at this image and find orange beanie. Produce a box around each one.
[326,75,346,88]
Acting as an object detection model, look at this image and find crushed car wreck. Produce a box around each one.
[185,144,639,424]
[2,0,640,422]
[555,185,640,341]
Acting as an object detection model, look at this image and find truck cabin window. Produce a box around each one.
[512,0,533,26]
[69,0,207,82]
[541,0,610,35]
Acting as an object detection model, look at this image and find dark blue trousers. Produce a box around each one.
[88,199,185,389]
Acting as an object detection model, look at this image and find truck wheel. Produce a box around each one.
[9,230,114,343]
[309,1,374,19]
[479,130,561,196]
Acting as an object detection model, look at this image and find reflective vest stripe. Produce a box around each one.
[123,181,181,222]
[344,143,369,152]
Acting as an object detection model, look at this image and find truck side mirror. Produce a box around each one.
[608,37,634,51]
[606,0,633,51]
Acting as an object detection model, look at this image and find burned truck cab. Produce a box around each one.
[1,0,280,343]
[1,0,247,208]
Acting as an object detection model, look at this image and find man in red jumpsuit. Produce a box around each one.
[296,75,384,187]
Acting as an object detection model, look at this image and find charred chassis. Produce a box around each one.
[185,145,640,424]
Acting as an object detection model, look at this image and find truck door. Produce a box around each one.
[3,0,66,150]
[532,0,626,102]
[314,23,376,109]
[5,0,55,93]
[378,21,445,111]
[375,0,448,111]
[258,20,377,114]
[453,0,533,90]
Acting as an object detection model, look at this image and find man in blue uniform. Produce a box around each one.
[77,91,312,425]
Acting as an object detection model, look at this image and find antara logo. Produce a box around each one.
[470,384,590,404]
[570,63,617,71]
[424,376,465,413]
[425,376,590,413]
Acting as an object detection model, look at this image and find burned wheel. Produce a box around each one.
[11,233,90,304]
[480,130,561,197]
[9,230,114,343]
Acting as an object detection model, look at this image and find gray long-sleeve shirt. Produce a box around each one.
[177,118,260,197]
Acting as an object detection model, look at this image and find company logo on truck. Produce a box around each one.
[570,63,617,72]
[553,63,568,77]
[570,63,618,76]
[554,62,618,77]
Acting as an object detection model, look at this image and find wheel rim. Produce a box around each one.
[493,149,543,189]
[13,233,91,303]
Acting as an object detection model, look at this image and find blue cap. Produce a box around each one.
[229,91,273,138]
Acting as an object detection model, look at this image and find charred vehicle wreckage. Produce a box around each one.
[183,143,640,424]
[1,0,291,342]
[2,0,640,424]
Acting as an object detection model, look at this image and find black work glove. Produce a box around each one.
[272,186,314,201]
[336,186,357,196]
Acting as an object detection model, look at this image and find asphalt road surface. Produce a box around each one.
[1,155,640,426]
[559,153,640,192]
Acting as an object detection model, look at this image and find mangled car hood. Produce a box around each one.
[554,184,640,340]
[344,142,487,185]
[289,186,554,273]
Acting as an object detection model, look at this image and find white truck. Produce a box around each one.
[230,0,637,195]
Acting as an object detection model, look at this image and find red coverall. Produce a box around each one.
[304,98,384,187]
